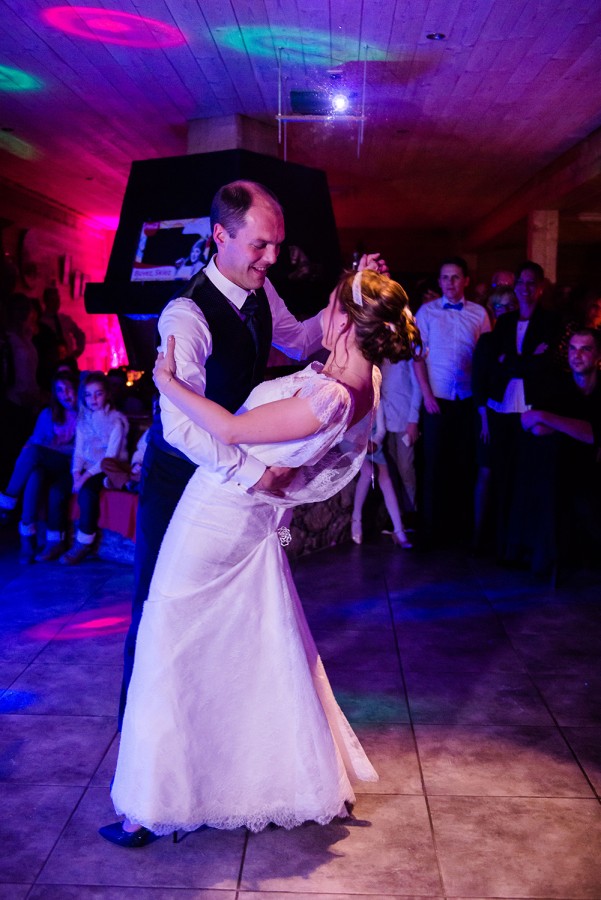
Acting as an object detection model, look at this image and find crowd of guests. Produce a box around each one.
[0,287,150,565]
[372,257,601,577]
[2,258,599,579]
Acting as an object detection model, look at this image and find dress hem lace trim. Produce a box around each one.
[112,797,355,836]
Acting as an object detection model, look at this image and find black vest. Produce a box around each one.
[150,270,273,462]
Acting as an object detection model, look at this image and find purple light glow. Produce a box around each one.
[41,7,186,48]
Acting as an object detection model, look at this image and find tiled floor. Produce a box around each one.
[1,529,600,899]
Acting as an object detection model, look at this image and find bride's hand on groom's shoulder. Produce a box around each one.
[153,334,177,390]
[254,466,297,497]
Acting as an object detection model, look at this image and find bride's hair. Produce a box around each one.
[335,270,422,365]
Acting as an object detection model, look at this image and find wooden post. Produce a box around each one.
[527,209,558,282]
[186,115,277,157]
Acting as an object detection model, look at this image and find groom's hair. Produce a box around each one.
[210,181,282,237]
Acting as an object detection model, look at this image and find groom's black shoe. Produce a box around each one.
[99,821,157,848]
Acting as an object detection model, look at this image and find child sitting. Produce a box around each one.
[61,372,128,565]
[101,428,149,493]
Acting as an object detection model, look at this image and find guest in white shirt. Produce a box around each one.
[380,358,422,515]
[413,257,490,545]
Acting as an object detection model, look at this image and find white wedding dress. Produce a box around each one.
[112,363,379,835]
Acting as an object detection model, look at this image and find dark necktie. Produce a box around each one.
[443,301,463,311]
[240,292,260,352]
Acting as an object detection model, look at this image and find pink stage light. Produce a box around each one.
[91,214,120,231]
[25,602,130,641]
[41,7,186,48]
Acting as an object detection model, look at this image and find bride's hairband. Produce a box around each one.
[352,271,364,307]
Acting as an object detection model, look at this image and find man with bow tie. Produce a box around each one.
[414,256,491,547]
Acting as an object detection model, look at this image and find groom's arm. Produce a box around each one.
[265,279,323,360]
[158,298,266,489]
[266,253,390,361]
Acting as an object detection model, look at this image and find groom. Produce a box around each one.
[118,180,387,727]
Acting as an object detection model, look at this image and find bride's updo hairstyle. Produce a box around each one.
[335,270,422,365]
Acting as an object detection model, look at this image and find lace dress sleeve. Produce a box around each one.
[296,377,352,432]
[264,369,381,508]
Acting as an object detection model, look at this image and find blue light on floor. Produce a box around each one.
[0,690,38,712]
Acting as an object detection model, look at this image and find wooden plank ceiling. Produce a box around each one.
[1,0,601,244]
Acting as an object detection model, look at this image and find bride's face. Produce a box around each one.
[322,287,348,350]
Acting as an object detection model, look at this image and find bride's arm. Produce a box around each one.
[154,335,322,446]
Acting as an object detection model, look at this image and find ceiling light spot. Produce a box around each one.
[332,94,349,113]
[41,6,186,48]
[0,64,43,92]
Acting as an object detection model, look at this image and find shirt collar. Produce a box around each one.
[205,255,253,311]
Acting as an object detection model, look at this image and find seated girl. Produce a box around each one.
[60,372,129,565]
[0,372,79,564]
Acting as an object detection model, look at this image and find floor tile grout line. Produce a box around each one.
[235,828,250,895]
[472,567,601,804]
[22,593,120,889]
[28,780,90,888]
[383,570,449,900]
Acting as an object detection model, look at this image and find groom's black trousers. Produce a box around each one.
[118,437,196,728]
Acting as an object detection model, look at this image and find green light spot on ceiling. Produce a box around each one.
[219,26,386,63]
[0,131,39,160]
[0,64,43,92]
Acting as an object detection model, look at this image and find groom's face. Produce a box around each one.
[214,201,284,292]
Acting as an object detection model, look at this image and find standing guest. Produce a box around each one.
[36,286,85,392]
[351,395,413,548]
[1,294,43,483]
[61,372,128,565]
[471,287,518,552]
[0,373,78,563]
[117,178,389,728]
[40,285,86,361]
[413,256,490,545]
[379,357,422,522]
[521,328,601,567]
[486,261,560,571]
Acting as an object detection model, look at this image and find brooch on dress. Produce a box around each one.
[277,526,292,547]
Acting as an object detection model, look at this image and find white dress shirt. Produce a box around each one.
[487,320,530,413]
[415,297,490,400]
[159,256,324,489]
[380,359,422,431]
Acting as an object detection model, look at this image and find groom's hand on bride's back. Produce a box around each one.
[253,466,297,497]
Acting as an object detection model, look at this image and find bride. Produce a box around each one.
[101,269,421,847]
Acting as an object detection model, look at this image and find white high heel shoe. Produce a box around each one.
[382,529,413,549]
[351,517,363,545]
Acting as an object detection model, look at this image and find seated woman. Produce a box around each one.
[61,372,129,565]
[0,372,79,564]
